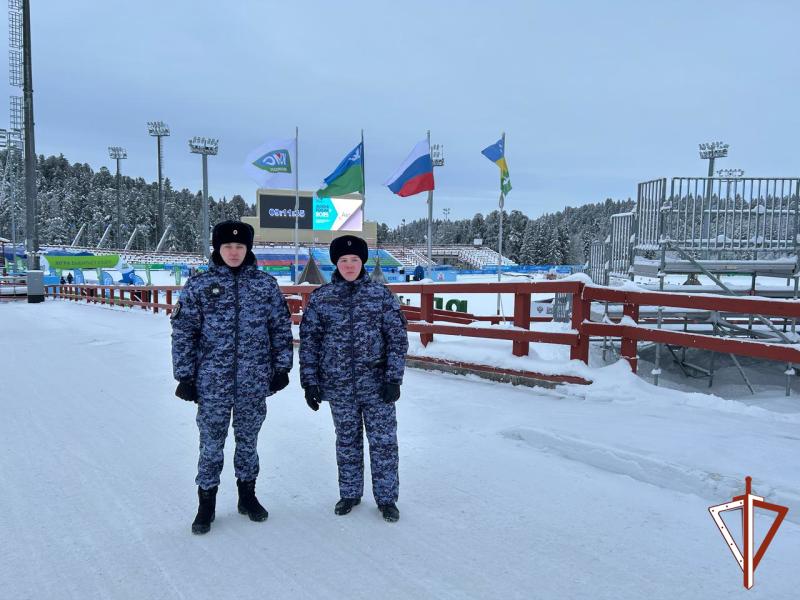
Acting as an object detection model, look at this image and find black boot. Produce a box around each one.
[334,497,361,515]
[237,479,268,522]
[192,486,217,535]
[378,503,400,523]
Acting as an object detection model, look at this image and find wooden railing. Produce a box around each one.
[45,281,800,372]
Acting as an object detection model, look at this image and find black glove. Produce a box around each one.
[269,370,290,393]
[304,385,321,411]
[175,379,198,403]
[383,382,401,404]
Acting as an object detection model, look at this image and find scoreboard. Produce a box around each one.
[258,193,363,231]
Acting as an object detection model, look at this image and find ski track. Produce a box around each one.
[500,426,800,525]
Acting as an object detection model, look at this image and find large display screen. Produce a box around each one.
[259,195,313,229]
[259,194,363,231]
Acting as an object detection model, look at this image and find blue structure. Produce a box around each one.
[425,265,458,282]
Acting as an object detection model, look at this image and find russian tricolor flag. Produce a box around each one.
[384,139,435,197]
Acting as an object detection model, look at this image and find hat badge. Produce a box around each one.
[347,240,352,246]
[233,229,238,235]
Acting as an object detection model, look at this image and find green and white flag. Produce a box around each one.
[243,137,296,188]
[316,142,364,198]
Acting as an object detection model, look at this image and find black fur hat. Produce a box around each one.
[329,235,368,265]
[212,221,254,252]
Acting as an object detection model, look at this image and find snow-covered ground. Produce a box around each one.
[2,300,799,599]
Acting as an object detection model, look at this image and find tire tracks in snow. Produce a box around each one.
[500,427,800,524]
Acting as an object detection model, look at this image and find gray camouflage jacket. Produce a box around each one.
[299,270,408,404]
[171,257,293,400]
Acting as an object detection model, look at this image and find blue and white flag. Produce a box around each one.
[243,137,297,189]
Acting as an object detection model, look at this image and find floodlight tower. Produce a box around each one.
[9,0,37,268]
[717,168,744,178]
[428,140,445,261]
[108,146,127,248]
[147,120,170,241]
[188,136,219,259]
[699,141,729,177]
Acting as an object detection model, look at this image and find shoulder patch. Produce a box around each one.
[170,301,182,319]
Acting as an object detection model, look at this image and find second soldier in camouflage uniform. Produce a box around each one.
[300,235,408,522]
[171,221,293,534]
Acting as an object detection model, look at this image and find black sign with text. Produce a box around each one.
[259,194,313,229]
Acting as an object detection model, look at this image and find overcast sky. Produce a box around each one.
[9,0,800,226]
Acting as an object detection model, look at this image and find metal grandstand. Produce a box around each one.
[584,175,799,392]
[587,176,800,285]
[382,244,516,269]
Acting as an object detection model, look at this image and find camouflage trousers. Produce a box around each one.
[329,400,399,505]
[195,395,267,490]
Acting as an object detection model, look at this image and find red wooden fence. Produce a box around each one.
[46,281,800,372]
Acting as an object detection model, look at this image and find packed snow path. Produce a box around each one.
[2,301,799,599]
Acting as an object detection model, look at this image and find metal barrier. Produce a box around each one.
[0,275,27,300]
[595,177,800,283]
[636,178,667,250]
[609,212,635,279]
[586,240,607,285]
[663,177,800,255]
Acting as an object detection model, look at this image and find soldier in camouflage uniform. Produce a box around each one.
[171,221,293,534]
[300,235,408,522]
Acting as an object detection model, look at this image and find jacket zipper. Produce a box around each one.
[349,283,356,403]
[233,271,240,399]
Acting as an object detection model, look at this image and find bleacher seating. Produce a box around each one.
[431,245,516,269]
[440,245,517,269]
[381,244,516,268]
[381,245,437,268]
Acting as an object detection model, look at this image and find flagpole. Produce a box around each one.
[293,125,300,283]
[496,132,506,317]
[426,129,433,264]
[361,128,367,244]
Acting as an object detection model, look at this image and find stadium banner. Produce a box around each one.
[44,254,120,269]
[312,197,363,231]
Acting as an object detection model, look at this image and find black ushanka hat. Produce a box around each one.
[329,235,368,264]
[212,221,254,253]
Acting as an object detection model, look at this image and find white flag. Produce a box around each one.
[243,137,296,188]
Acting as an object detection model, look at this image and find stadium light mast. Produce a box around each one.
[188,136,219,259]
[428,138,444,261]
[717,168,744,178]
[699,141,728,177]
[108,146,127,248]
[147,120,170,241]
[10,0,37,269]
[1,128,22,254]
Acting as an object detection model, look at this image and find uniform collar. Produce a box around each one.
[331,268,368,287]
[208,252,257,276]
